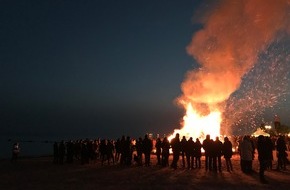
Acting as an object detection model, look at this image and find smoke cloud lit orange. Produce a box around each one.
[171,0,290,140]
[183,0,289,108]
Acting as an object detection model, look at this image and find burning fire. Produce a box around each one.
[168,102,222,142]
[168,0,290,142]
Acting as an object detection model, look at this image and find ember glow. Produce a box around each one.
[169,0,290,141]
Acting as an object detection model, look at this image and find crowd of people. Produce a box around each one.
[51,133,289,183]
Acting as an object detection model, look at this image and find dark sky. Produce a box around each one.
[1,0,204,139]
[1,0,289,140]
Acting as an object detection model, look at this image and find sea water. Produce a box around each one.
[0,135,101,159]
[0,136,57,159]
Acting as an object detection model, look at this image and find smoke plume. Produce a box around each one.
[180,0,290,115]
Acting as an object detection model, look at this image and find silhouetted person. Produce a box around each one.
[58,141,66,164]
[100,139,107,165]
[53,142,59,164]
[161,137,170,167]
[185,137,195,169]
[81,140,90,164]
[11,142,20,162]
[142,134,153,167]
[135,137,143,166]
[87,140,94,161]
[208,139,215,171]
[114,138,121,163]
[239,136,254,174]
[119,135,126,165]
[194,138,202,168]
[213,137,223,172]
[257,135,269,184]
[95,138,101,160]
[66,141,74,163]
[171,133,181,169]
[92,140,98,162]
[124,136,132,166]
[223,137,233,172]
[274,115,281,130]
[203,135,212,171]
[180,136,187,168]
[265,136,274,169]
[74,140,81,161]
[276,135,287,170]
[106,140,115,165]
[155,138,162,165]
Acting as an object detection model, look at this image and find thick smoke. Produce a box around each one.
[180,0,290,116]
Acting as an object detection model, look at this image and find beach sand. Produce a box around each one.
[0,154,289,190]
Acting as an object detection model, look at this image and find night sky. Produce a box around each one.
[1,0,205,139]
[1,0,290,140]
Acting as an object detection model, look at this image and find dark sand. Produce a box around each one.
[1,154,289,190]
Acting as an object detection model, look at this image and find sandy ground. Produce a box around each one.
[0,153,289,190]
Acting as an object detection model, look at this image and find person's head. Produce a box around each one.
[243,135,249,141]
[224,137,229,142]
[206,134,210,140]
[258,135,265,142]
[175,133,180,138]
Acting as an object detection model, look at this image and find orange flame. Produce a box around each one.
[168,102,222,142]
